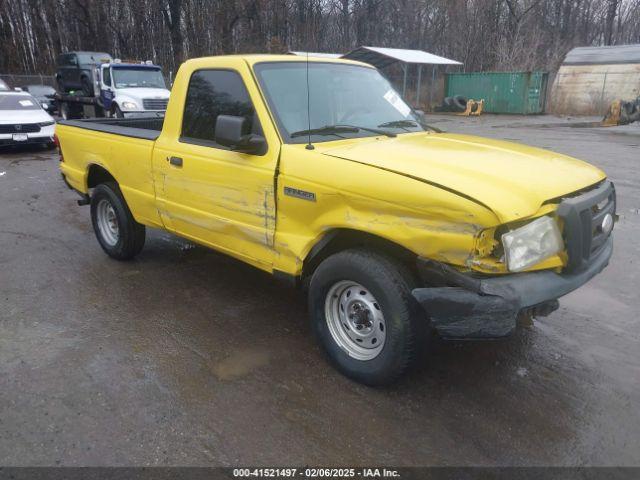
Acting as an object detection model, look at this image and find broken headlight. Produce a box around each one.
[501,216,563,272]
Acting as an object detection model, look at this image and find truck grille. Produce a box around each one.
[0,123,41,134]
[557,180,615,272]
[142,98,168,110]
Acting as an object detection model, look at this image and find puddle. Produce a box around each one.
[209,348,271,380]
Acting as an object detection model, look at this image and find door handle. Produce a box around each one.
[167,156,183,167]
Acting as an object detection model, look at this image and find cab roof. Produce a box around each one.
[183,54,373,69]
[109,63,161,69]
[67,51,112,56]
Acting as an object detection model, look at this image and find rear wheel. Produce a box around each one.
[60,102,71,120]
[60,102,82,120]
[90,182,145,260]
[309,249,427,385]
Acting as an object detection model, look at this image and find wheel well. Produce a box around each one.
[87,164,116,189]
[302,229,418,280]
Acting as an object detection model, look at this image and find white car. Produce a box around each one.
[0,91,56,147]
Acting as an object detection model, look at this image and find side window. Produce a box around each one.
[103,67,111,86]
[58,54,72,67]
[181,69,261,148]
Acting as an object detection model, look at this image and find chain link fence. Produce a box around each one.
[0,74,56,90]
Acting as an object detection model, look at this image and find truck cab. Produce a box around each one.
[99,61,170,118]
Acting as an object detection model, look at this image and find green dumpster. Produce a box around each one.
[445,71,548,114]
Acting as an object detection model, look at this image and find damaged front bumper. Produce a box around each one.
[412,236,613,339]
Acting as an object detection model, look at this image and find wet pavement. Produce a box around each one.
[0,116,639,466]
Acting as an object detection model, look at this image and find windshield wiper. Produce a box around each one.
[378,119,442,133]
[378,120,418,128]
[291,124,396,139]
[291,125,357,138]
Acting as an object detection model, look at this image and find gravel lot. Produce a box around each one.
[0,115,639,466]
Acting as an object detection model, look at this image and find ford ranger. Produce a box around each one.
[56,55,615,385]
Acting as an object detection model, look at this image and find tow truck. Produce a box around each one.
[57,60,170,120]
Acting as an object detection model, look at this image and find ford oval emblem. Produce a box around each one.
[601,213,614,235]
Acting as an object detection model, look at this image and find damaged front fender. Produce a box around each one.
[413,236,612,339]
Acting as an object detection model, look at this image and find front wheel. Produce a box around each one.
[309,249,427,386]
[112,105,124,118]
[90,182,145,260]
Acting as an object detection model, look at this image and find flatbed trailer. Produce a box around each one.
[55,92,105,120]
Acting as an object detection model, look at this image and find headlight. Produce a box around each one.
[121,101,137,110]
[38,121,55,127]
[501,216,563,272]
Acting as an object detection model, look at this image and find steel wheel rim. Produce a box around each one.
[325,280,386,360]
[96,199,119,246]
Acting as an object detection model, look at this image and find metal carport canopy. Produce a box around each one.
[289,51,343,59]
[342,46,462,68]
[341,46,462,106]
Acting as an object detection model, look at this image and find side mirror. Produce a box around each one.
[214,115,266,154]
[14,87,23,92]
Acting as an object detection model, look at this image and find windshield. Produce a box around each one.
[27,85,55,96]
[254,62,425,143]
[0,94,40,110]
[112,68,166,89]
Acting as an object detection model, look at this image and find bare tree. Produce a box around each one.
[0,0,638,75]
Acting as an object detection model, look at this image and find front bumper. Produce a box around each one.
[412,236,613,339]
[0,135,54,147]
[122,111,165,118]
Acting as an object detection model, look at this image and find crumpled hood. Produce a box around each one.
[321,132,606,223]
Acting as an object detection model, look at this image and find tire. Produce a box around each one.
[112,105,124,118]
[308,249,426,386]
[90,182,145,260]
[81,76,93,97]
[60,102,70,120]
[453,95,468,112]
[60,102,82,120]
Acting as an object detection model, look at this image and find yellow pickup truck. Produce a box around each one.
[57,55,615,385]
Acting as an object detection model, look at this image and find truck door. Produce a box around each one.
[152,66,280,271]
[68,53,80,89]
[60,54,77,88]
[100,65,114,111]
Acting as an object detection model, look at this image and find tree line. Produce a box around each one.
[1,0,639,75]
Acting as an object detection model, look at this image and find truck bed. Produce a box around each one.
[57,116,164,140]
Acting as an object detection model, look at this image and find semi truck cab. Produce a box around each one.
[98,61,170,118]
